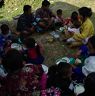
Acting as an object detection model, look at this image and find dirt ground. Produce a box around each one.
[32,32,77,67]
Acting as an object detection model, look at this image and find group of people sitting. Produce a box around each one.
[0,0,95,96]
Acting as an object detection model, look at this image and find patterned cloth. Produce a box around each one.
[41,87,61,96]
[0,64,43,96]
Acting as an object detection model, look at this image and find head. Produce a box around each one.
[48,65,58,77]
[23,5,31,15]
[71,11,78,22]
[2,49,24,74]
[47,62,72,89]
[57,9,62,16]
[87,36,95,54]
[78,7,92,21]
[58,62,72,79]
[47,65,58,88]
[1,24,9,35]
[23,36,36,49]
[42,0,50,9]
[84,72,95,95]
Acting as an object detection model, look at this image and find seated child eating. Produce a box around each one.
[66,11,81,41]
[54,9,64,27]
[23,36,45,64]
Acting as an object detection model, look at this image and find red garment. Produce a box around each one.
[0,64,43,96]
[28,48,38,59]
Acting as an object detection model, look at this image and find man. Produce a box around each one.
[35,0,55,32]
[17,5,35,34]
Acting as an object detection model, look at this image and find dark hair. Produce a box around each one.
[47,62,72,91]
[71,11,78,22]
[57,9,62,15]
[78,7,92,18]
[24,36,41,56]
[84,72,95,96]
[47,65,58,88]
[1,24,9,35]
[58,62,72,78]
[42,0,50,7]
[23,5,31,13]
[88,35,95,49]
[2,49,23,74]
[24,37,36,48]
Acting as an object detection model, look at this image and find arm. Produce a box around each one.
[37,41,45,55]
[73,21,93,41]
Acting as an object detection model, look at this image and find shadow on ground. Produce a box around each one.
[0,1,95,67]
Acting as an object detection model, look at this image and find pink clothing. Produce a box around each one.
[41,87,61,96]
[0,64,44,96]
[40,73,47,90]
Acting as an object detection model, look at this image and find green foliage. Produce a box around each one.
[0,0,42,20]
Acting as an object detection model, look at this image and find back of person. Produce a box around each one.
[27,45,44,64]
[1,49,44,96]
[23,37,44,64]
[78,72,95,96]
[41,62,75,96]
[17,13,34,32]
[17,5,34,32]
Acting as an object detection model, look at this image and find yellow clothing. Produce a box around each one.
[73,18,94,41]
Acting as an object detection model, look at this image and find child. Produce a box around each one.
[78,72,95,96]
[72,36,95,82]
[54,9,64,26]
[66,11,81,41]
[41,62,75,96]
[64,11,80,26]
[72,45,88,63]
[1,49,44,96]
[35,0,55,32]
[64,11,81,42]
[67,7,94,47]
[82,36,95,76]
[17,5,35,34]
[23,36,45,64]
[0,24,12,57]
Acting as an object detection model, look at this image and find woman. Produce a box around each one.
[67,7,94,47]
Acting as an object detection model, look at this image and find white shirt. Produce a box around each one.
[82,56,95,76]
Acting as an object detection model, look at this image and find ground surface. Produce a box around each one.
[0,0,94,67]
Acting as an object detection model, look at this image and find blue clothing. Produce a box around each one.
[79,45,88,57]
[32,18,43,32]
[0,34,12,57]
[72,67,85,83]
